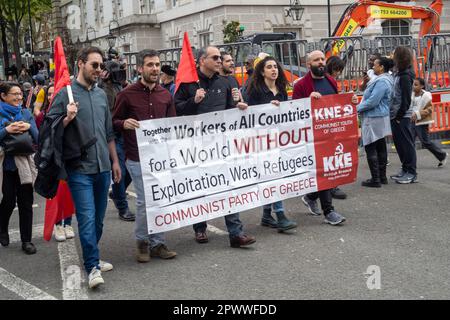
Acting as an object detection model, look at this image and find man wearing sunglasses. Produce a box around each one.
[49,46,121,289]
[175,46,255,248]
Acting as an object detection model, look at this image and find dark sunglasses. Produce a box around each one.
[91,62,105,70]
[208,55,221,61]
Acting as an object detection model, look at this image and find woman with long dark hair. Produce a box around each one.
[0,82,39,254]
[246,56,297,232]
[390,46,417,184]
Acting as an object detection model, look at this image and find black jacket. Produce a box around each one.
[34,113,97,198]
[174,69,235,115]
[391,67,415,120]
[247,84,288,106]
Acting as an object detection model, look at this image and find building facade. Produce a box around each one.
[57,0,450,53]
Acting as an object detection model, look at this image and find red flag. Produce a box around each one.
[52,37,72,99]
[175,32,199,93]
[43,37,75,241]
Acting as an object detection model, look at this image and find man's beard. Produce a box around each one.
[143,72,158,84]
[223,67,234,75]
[82,69,97,85]
[311,65,325,77]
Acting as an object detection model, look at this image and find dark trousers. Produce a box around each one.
[414,125,447,161]
[0,170,34,243]
[365,137,388,179]
[306,189,334,215]
[391,118,417,175]
[111,136,132,212]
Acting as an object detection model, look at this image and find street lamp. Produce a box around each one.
[285,0,305,21]
[107,19,124,59]
[86,26,97,45]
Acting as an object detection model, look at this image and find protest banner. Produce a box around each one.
[136,93,359,234]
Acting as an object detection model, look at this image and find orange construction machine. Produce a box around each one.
[330,0,442,55]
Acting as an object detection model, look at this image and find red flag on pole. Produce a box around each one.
[175,32,199,93]
[43,36,75,241]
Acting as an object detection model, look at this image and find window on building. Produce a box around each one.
[170,38,181,48]
[198,32,211,47]
[382,20,410,36]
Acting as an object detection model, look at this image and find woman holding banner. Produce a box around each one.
[356,57,394,188]
[246,56,297,232]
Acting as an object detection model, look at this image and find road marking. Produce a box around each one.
[207,224,228,236]
[0,267,58,300]
[58,240,89,300]
[9,224,44,243]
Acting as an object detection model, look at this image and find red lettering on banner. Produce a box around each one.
[228,191,260,208]
[233,127,311,154]
[279,177,317,195]
[311,94,359,191]
[154,198,226,227]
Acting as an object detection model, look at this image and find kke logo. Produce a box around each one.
[314,104,353,120]
[323,143,353,172]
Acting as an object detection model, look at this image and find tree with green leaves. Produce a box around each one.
[0,0,51,68]
[223,21,243,44]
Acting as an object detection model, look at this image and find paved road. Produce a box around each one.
[0,148,449,300]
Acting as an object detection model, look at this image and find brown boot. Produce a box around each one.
[136,240,150,263]
[150,244,177,259]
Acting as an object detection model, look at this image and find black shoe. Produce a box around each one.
[119,209,136,221]
[361,178,381,188]
[380,177,388,185]
[22,242,37,255]
[0,232,9,247]
[331,187,347,199]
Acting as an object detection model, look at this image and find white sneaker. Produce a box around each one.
[54,225,66,242]
[99,260,113,272]
[64,225,75,239]
[88,267,104,289]
[438,153,448,168]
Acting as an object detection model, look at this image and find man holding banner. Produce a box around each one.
[175,45,256,248]
[293,50,356,225]
[113,49,177,262]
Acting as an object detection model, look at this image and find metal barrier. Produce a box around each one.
[430,102,450,133]
[321,36,369,93]
[424,33,450,91]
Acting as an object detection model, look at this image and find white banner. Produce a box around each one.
[137,96,358,234]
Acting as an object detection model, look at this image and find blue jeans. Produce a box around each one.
[263,201,284,214]
[126,160,165,248]
[193,214,244,238]
[67,171,110,274]
[111,136,132,212]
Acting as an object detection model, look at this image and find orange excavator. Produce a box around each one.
[327,0,449,134]
[330,0,442,56]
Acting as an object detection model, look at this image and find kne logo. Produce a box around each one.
[323,143,352,172]
[314,104,353,120]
